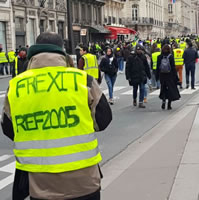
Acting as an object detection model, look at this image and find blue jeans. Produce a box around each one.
[133,83,145,103]
[151,71,160,88]
[117,57,124,71]
[185,64,195,88]
[105,74,117,99]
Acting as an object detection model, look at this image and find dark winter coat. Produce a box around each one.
[99,55,118,77]
[183,47,198,66]
[12,57,28,78]
[125,53,151,86]
[156,53,180,101]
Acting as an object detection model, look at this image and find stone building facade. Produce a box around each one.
[122,0,165,39]
[0,0,13,51]
[12,0,67,49]
[71,0,108,46]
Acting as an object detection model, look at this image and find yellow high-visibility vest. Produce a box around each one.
[173,48,184,66]
[14,57,18,76]
[132,41,137,47]
[82,53,99,79]
[0,52,8,63]
[157,43,161,50]
[8,66,102,173]
[152,52,161,70]
[8,51,15,63]
[180,42,186,50]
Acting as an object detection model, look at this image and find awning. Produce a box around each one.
[105,26,137,39]
[89,25,110,34]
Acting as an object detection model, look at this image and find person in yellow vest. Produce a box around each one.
[78,46,101,84]
[173,43,184,89]
[0,47,9,75]
[1,32,112,200]
[151,46,161,89]
[7,50,16,75]
[179,39,186,50]
[12,47,28,78]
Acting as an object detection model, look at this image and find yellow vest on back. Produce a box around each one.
[8,66,102,173]
[82,53,99,79]
[180,42,186,50]
[0,52,8,63]
[173,48,184,66]
[8,51,15,62]
[152,52,161,70]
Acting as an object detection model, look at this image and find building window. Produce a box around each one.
[119,18,122,24]
[15,17,24,32]
[168,4,173,14]
[94,6,97,24]
[87,5,91,23]
[0,22,6,51]
[104,17,107,24]
[40,19,45,33]
[108,16,111,24]
[132,4,138,21]
[48,0,53,9]
[74,2,79,23]
[58,21,64,39]
[112,17,116,24]
[81,3,86,22]
[29,19,35,46]
[98,7,101,24]
[49,20,55,32]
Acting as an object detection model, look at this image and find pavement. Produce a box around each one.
[101,91,199,200]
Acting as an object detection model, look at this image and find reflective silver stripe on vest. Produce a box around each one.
[15,133,96,150]
[16,147,100,165]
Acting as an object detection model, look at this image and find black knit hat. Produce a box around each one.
[19,47,27,53]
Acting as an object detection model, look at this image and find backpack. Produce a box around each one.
[160,54,171,73]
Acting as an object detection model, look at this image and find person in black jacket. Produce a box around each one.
[183,41,198,89]
[100,47,118,105]
[156,44,180,110]
[125,45,151,108]
[12,47,28,78]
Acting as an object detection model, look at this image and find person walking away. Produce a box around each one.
[151,45,161,89]
[183,41,198,89]
[173,43,184,89]
[115,47,124,73]
[125,45,151,108]
[156,44,180,110]
[99,47,118,105]
[12,47,28,78]
[1,32,112,200]
[0,47,9,75]
[7,50,16,75]
[78,46,101,84]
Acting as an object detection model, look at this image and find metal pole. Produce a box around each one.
[67,0,75,54]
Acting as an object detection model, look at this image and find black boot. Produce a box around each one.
[161,101,166,110]
[168,101,172,110]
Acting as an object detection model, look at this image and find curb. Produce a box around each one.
[0,75,12,79]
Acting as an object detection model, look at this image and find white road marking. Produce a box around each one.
[0,94,5,98]
[0,91,6,95]
[103,86,126,95]
[0,155,13,162]
[0,160,15,190]
[122,90,132,95]
[180,87,199,95]
[150,89,160,95]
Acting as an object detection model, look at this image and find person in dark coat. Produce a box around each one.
[156,44,180,110]
[125,45,151,108]
[99,47,118,105]
[12,47,28,78]
[183,41,198,89]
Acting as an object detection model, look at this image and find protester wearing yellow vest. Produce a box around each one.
[1,32,112,200]
[78,46,101,84]
[151,50,161,89]
[173,44,184,88]
[8,50,15,75]
[0,47,9,75]
[180,40,186,50]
